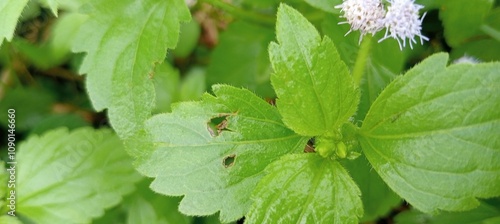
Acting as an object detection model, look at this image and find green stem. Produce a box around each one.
[200,0,275,26]
[352,35,372,86]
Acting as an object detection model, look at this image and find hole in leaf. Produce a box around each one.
[223,154,236,168]
[304,138,316,153]
[207,114,233,137]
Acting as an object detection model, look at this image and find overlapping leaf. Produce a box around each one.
[246,154,363,224]
[140,85,307,222]
[360,53,500,213]
[270,4,359,137]
[72,0,190,139]
[0,0,29,47]
[322,14,406,120]
[17,128,141,224]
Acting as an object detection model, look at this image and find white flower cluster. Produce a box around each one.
[336,0,428,50]
[335,0,386,44]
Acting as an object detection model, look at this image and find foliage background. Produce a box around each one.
[0,0,499,223]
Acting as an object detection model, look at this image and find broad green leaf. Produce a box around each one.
[141,85,307,222]
[72,0,190,139]
[207,21,275,98]
[0,0,29,47]
[440,0,494,47]
[395,200,500,224]
[359,53,500,213]
[342,155,401,222]
[17,128,141,224]
[270,4,359,136]
[322,14,406,121]
[304,0,341,13]
[246,154,363,224]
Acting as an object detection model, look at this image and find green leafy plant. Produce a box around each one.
[1,0,499,223]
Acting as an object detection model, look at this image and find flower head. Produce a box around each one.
[378,0,428,50]
[335,0,386,44]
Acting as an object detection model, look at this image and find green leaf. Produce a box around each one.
[440,0,494,47]
[17,127,141,224]
[304,0,341,13]
[322,14,406,121]
[0,0,29,46]
[246,154,363,223]
[342,155,401,222]
[72,0,190,139]
[206,21,275,98]
[172,19,201,58]
[359,53,500,213]
[395,200,500,224]
[140,85,307,222]
[270,4,359,137]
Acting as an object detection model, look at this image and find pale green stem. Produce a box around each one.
[352,35,373,86]
[199,0,275,26]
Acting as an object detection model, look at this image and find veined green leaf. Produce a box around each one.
[322,14,406,121]
[0,0,29,47]
[141,85,307,222]
[246,154,363,224]
[360,53,500,213]
[17,128,141,224]
[270,4,359,137]
[72,0,190,139]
